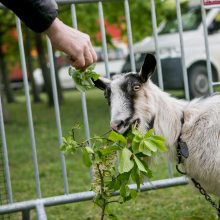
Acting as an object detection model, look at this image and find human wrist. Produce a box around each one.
[45,18,63,38]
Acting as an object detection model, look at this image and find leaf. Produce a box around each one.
[108,213,118,220]
[98,145,120,156]
[130,189,137,199]
[118,148,134,174]
[150,139,167,152]
[120,184,130,198]
[139,141,152,156]
[144,140,158,152]
[62,137,67,143]
[133,155,148,174]
[140,159,153,178]
[82,149,92,167]
[131,166,141,191]
[144,129,154,138]
[60,143,67,152]
[131,141,139,154]
[69,64,100,92]
[85,146,94,154]
[86,63,96,71]
[108,131,127,144]
[151,135,165,142]
[125,130,134,142]
[75,83,86,92]
[117,172,131,184]
[91,73,100,81]
[107,178,120,191]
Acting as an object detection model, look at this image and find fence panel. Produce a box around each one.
[1,0,219,218]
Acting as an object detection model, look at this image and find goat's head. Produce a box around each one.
[94,53,157,133]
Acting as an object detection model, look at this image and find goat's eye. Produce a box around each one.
[133,84,141,91]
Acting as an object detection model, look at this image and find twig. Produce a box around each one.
[97,164,107,220]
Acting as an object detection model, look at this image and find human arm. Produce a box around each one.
[46,18,97,69]
[0,0,97,68]
[0,0,58,33]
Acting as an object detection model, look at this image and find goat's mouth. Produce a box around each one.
[121,118,140,136]
[132,118,140,129]
[113,118,140,134]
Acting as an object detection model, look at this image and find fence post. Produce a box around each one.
[201,0,214,95]
[15,16,42,198]
[46,37,69,195]
[36,203,47,220]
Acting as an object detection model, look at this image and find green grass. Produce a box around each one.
[3,89,218,220]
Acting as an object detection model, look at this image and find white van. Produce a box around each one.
[121,6,220,98]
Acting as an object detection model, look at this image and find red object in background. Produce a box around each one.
[203,0,220,6]
[10,28,18,40]
[9,64,24,82]
[96,19,122,42]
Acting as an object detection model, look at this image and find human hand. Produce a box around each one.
[46,18,97,69]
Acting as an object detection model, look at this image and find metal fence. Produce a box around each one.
[0,0,219,219]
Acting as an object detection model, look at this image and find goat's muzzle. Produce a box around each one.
[110,120,124,132]
[110,118,140,133]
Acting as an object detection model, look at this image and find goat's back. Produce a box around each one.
[181,94,220,196]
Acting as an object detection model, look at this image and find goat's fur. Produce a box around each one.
[94,54,220,196]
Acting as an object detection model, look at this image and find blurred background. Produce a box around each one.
[1,0,220,105]
[0,0,220,219]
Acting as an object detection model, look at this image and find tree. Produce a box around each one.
[24,26,41,103]
[0,10,16,103]
[58,0,182,44]
[0,73,9,122]
[34,33,54,106]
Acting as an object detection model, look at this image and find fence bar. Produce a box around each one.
[201,1,214,95]
[36,203,47,220]
[0,97,13,203]
[175,0,190,100]
[57,0,121,4]
[124,0,136,72]
[15,17,41,198]
[98,1,110,78]
[0,177,188,214]
[71,4,92,183]
[70,4,92,147]
[46,37,69,195]
[0,0,122,7]
[71,4,77,29]
[150,0,173,178]
[150,0,164,90]
[212,82,220,86]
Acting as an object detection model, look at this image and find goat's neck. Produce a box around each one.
[136,81,188,159]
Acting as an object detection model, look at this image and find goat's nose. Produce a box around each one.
[111,120,124,131]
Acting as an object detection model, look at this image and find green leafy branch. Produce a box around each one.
[61,125,167,220]
[68,64,100,92]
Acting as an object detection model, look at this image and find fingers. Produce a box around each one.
[47,20,97,69]
[70,44,97,69]
[69,48,92,69]
[89,41,97,63]
[70,54,85,70]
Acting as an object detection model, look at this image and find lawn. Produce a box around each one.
[2,89,218,220]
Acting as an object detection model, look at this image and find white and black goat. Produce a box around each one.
[94,54,220,197]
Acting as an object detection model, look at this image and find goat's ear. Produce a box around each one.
[93,77,111,90]
[139,53,157,82]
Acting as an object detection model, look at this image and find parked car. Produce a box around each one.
[121,6,220,98]
[94,46,127,77]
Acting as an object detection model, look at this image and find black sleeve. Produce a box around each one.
[0,0,58,33]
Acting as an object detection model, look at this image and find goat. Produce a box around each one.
[94,53,220,197]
